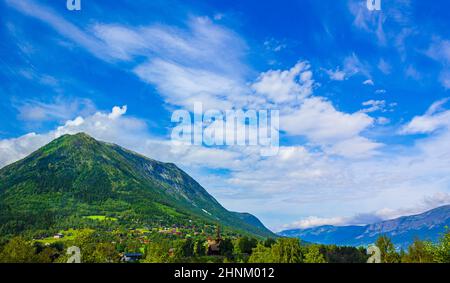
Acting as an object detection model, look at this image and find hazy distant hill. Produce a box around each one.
[279,205,450,248]
[0,133,274,238]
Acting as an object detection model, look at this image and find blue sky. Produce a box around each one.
[1,0,450,231]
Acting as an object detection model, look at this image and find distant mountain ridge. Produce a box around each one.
[0,133,274,238]
[278,205,450,249]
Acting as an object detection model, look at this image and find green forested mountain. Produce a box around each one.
[0,133,274,238]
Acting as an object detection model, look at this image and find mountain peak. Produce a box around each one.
[46,132,100,152]
[0,134,275,238]
[69,132,93,139]
[57,132,96,143]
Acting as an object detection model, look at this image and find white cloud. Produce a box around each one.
[376,117,390,125]
[363,79,374,86]
[282,216,348,230]
[281,97,379,157]
[0,133,52,168]
[251,61,314,104]
[423,192,450,208]
[325,68,346,81]
[94,17,248,74]
[326,137,382,158]
[134,59,243,110]
[328,54,372,82]
[91,24,147,61]
[400,98,450,134]
[361,99,388,113]
[108,105,127,119]
[250,62,380,158]
[263,38,287,52]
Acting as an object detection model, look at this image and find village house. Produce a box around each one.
[120,252,143,263]
[53,233,64,239]
[207,225,222,256]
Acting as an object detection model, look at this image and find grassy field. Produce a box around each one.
[83,215,118,221]
[34,228,92,244]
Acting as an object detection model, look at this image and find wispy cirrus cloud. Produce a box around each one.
[5,0,382,159]
[96,16,250,111]
[348,0,387,45]
[400,98,450,134]
[6,0,249,111]
[426,38,450,89]
[325,53,372,82]
[14,96,96,123]
[5,0,108,60]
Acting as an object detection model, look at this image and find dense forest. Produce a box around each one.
[0,224,448,263]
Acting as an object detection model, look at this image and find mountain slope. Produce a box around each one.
[0,133,274,238]
[278,205,450,248]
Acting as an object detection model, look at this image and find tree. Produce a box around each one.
[264,238,276,248]
[0,237,36,263]
[248,243,273,263]
[173,238,195,259]
[321,245,367,263]
[193,239,206,257]
[219,238,234,258]
[430,229,450,263]
[249,238,303,263]
[402,238,434,263]
[270,238,303,263]
[71,229,99,263]
[375,235,400,263]
[304,245,327,263]
[91,243,120,263]
[145,239,173,263]
[235,236,258,255]
[33,242,61,263]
